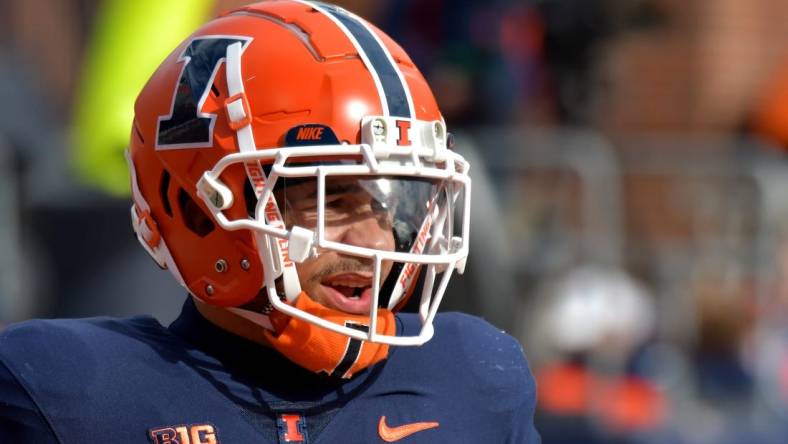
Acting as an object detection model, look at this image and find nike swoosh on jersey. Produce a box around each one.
[378,416,440,442]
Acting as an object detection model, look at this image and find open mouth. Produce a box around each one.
[331,285,365,299]
[320,273,374,313]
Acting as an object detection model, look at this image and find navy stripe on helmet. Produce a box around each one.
[317,3,412,118]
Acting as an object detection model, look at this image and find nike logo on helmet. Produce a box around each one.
[377,416,439,442]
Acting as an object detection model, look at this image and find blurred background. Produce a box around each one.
[5,0,788,442]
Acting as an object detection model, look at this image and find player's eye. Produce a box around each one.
[371,199,388,214]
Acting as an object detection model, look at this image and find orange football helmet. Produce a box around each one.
[127,0,470,377]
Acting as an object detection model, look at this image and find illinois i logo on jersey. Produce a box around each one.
[277,413,308,443]
[148,423,218,444]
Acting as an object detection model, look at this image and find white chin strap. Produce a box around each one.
[224,41,302,302]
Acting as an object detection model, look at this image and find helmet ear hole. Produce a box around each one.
[177,188,215,237]
[243,180,257,218]
[160,170,173,217]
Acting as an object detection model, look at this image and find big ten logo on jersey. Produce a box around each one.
[149,423,218,444]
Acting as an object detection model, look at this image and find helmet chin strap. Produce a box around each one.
[224,41,301,303]
[223,289,396,378]
[263,291,396,379]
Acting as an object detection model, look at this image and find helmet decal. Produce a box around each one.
[395,120,412,146]
[285,124,341,146]
[301,1,414,118]
[157,36,252,149]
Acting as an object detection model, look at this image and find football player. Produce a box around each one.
[0,2,539,442]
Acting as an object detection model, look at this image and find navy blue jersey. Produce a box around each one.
[0,299,539,443]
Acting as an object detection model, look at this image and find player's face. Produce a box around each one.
[279,177,395,314]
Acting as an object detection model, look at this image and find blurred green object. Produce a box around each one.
[72,0,214,195]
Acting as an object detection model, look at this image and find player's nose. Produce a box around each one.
[340,213,394,251]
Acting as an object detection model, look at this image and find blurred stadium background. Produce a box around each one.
[5,0,788,442]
